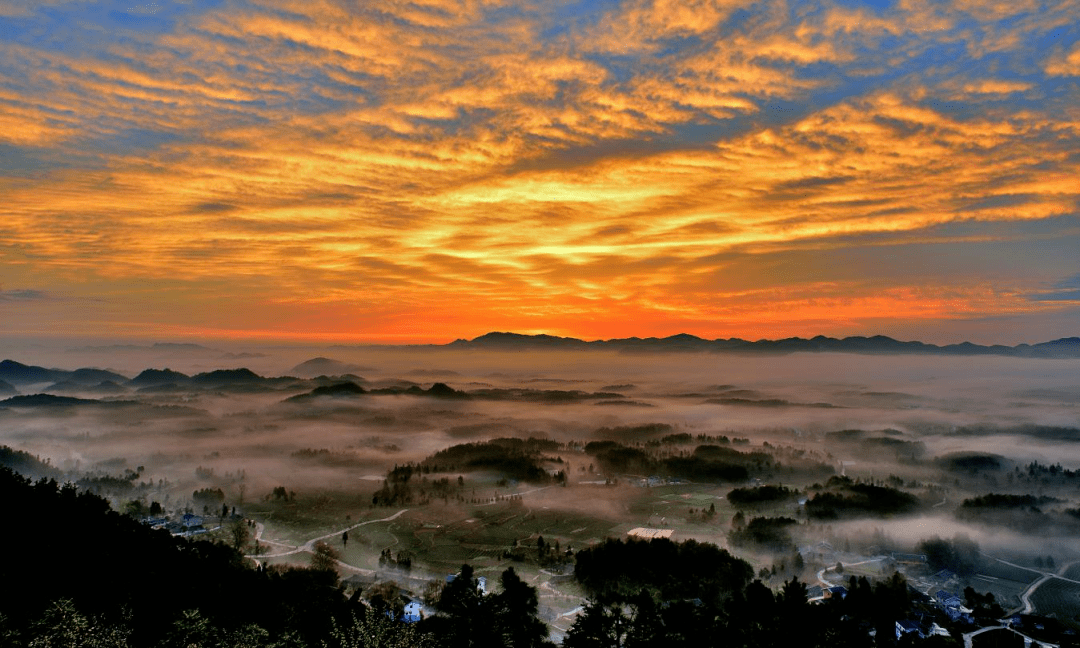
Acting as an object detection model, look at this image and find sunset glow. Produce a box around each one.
[2,0,1078,344]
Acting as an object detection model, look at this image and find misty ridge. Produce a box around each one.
[2,336,1080,646]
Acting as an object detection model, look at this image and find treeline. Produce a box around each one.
[593,423,673,442]
[961,493,1062,510]
[565,537,922,648]
[727,484,797,508]
[805,476,921,519]
[955,491,1080,533]
[1024,460,1080,480]
[917,535,981,577]
[372,440,567,506]
[290,448,368,468]
[418,564,552,648]
[574,537,754,603]
[192,487,226,504]
[826,429,926,461]
[0,445,61,479]
[422,441,561,483]
[728,516,800,550]
[583,442,771,482]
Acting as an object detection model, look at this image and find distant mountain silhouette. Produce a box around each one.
[128,368,191,387]
[0,379,17,396]
[286,381,367,402]
[426,382,466,398]
[189,368,264,386]
[1,394,102,407]
[0,361,127,385]
[220,352,268,360]
[448,333,1080,357]
[151,342,218,352]
[66,368,129,385]
[287,380,468,402]
[44,380,128,395]
[289,357,373,377]
[0,360,68,384]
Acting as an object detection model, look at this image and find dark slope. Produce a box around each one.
[0,359,68,384]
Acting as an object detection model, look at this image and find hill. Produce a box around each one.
[128,368,191,387]
[289,357,373,377]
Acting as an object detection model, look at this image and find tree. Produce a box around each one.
[428,564,493,647]
[778,578,809,616]
[369,581,404,619]
[29,599,132,648]
[489,567,553,648]
[422,580,445,606]
[123,499,144,518]
[163,609,213,648]
[563,600,631,648]
[918,535,979,576]
[231,517,251,552]
[325,610,433,648]
[312,541,340,573]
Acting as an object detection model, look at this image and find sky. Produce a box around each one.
[1,0,1079,346]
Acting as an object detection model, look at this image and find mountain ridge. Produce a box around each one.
[447,332,1080,357]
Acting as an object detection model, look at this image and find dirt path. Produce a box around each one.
[816,558,885,589]
[477,486,553,506]
[249,509,409,559]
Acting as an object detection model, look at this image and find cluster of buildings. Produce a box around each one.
[341,570,488,625]
[142,513,210,537]
[893,589,970,641]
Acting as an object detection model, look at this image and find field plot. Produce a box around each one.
[978,560,1042,583]
[971,561,1040,610]
[1030,578,1080,628]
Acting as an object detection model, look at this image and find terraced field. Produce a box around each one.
[1030,578,1080,628]
[971,560,1039,610]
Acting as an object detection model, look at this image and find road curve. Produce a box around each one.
[249,509,409,559]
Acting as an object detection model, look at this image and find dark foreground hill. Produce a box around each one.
[0,467,350,647]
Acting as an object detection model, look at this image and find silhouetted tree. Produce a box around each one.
[488,567,553,648]
[312,541,340,574]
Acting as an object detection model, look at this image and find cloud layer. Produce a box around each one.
[1,0,1078,343]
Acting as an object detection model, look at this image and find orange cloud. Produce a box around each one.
[1045,42,1080,77]
[1,0,1077,342]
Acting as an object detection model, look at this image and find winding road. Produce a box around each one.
[977,554,1080,616]
[248,508,409,559]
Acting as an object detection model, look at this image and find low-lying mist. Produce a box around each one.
[2,343,1079,616]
